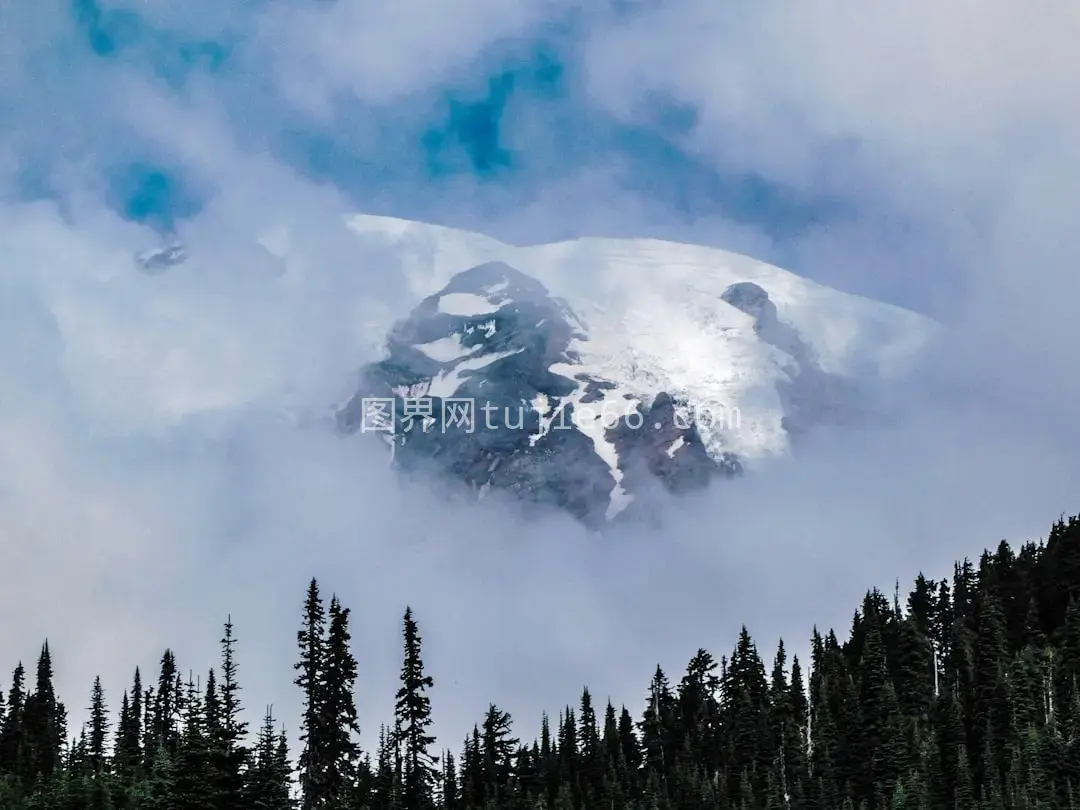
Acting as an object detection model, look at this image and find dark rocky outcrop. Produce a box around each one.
[337,262,739,526]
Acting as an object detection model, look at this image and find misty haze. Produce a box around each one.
[2,2,1079,809]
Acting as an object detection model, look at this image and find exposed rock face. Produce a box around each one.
[136,241,187,275]
[721,281,865,441]
[337,261,738,526]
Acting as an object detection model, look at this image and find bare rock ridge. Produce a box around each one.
[720,281,865,441]
[337,261,737,526]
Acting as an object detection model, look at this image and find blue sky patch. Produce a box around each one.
[107,163,205,233]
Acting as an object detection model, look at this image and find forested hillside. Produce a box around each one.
[2,514,1079,810]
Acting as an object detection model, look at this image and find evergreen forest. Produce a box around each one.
[2,514,1080,810]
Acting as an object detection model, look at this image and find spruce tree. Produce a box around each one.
[114,690,134,779]
[481,704,518,805]
[0,663,25,777]
[173,674,214,808]
[21,642,65,784]
[600,701,621,781]
[149,650,180,757]
[538,713,558,807]
[722,627,773,803]
[204,668,222,749]
[858,612,906,802]
[441,749,459,810]
[295,578,328,809]
[394,606,437,810]
[113,666,142,777]
[577,688,601,798]
[215,617,250,808]
[87,677,109,775]
[557,706,577,791]
[639,665,674,781]
[273,728,295,810]
[972,591,1010,786]
[679,648,721,774]
[372,724,397,810]
[617,705,641,776]
[323,596,361,804]
[247,707,295,810]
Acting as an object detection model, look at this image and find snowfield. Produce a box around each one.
[341,214,937,465]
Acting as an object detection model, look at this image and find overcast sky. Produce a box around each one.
[2,0,1079,751]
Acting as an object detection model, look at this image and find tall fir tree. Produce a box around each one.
[215,616,250,809]
[21,642,66,784]
[481,704,518,806]
[0,663,26,777]
[395,606,437,810]
[295,578,328,809]
[173,673,215,809]
[246,707,295,810]
[149,650,180,758]
[323,596,361,805]
[86,676,109,776]
[114,666,143,777]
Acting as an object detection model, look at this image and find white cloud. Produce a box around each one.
[586,2,1080,195]
[256,0,584,115]
[584,1,1080,413]
[1,0,1078,755]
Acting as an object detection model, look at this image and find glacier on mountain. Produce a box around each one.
[330,216,936,525]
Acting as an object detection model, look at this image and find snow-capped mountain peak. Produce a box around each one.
[330,217,935,524]
[319,213,937,527]
[337,257,736,524]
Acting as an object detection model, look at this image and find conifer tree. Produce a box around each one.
[141,734,177,809]
[173,674,214,808]
[116,669,143,777]
[372,724,397,810]
[0,663,25,776]
[395,606,437,810]
[274,728,294,809]
[481,704,518,805]
[537,713,558,807]
[204,668,222,746]
[769,641,805,809]
[113,666,144,778]
[557,706,577,790]
[858,611,907,802]
[679,648,721,774]
[972,591,1010,786]
[617,705,641,777]
[577,688,601,798]
[295,578,327,809]
[600,700,620,781]
[323,596,361,804]
[246,707,295,810]
[87,676,109,775]
[215,616,250,808]
[441,749,459,810]
[21,642,65,784]
[149,650,180,758]
[639,665,674,781]
[723,627,773,803]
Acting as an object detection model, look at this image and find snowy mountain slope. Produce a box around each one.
[332,215,937,524]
